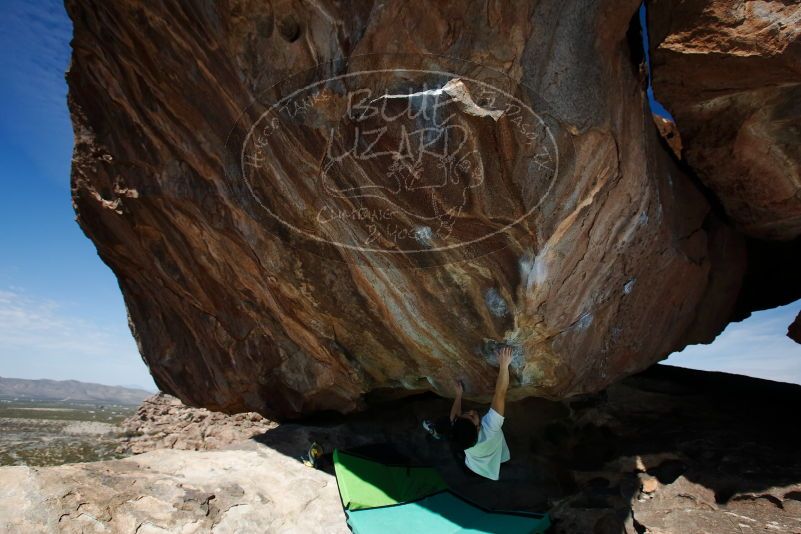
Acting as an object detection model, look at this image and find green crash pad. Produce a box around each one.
[334,448,448,510]
[345,491,550,534]
[333,448,550,534]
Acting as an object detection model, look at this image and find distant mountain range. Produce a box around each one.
[0,377,154,405]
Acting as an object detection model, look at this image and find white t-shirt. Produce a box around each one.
[464,408,510,480]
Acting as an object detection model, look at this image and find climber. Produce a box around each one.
[422,346,513,481]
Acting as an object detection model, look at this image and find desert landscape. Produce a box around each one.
[0,377,150,466]
[0,399,134,466]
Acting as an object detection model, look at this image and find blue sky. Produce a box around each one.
[0,1,797,392]
[666,302,801,384]
[0,0,155,391]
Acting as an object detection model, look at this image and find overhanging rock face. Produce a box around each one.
[67,0,770,418]
[649,0,801,240]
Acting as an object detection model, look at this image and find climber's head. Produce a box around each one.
[451,411,479,450]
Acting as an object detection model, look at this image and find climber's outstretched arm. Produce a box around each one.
[490,347,513,417]
[449,380,463,422]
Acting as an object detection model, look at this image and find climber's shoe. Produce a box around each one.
[302,441,324,468]
[422,419,442,440]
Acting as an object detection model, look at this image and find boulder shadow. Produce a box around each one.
[251,364,801,533]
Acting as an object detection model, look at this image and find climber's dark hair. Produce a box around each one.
[450,417,478,452]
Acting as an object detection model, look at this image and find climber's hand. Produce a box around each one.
[498,346,513,368]
[454,379,464,396]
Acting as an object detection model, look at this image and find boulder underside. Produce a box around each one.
[66,0,801,418]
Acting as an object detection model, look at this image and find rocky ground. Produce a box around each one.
[2,364,800,533]
[0,444,346,534]
[116,392,277,454]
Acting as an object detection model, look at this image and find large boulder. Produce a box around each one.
[66,0,762,418]
[648,0,801,240]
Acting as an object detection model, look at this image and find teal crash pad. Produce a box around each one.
[345,490,550,534]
